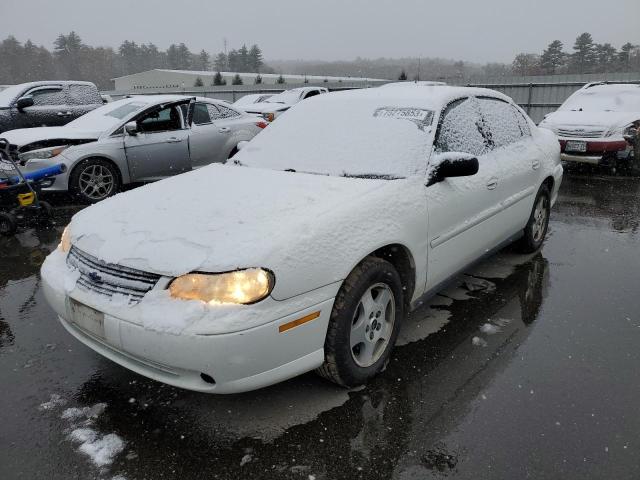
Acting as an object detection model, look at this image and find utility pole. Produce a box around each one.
[223,37,228,56]
[417,57,421,81]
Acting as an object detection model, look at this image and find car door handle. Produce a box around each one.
[486,178,498,190]
[532,160,541,170]
[218,127,231,133]
[166,137,183,143]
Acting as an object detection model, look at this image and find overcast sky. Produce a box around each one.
[1,0,638,63]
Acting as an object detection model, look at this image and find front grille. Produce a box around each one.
[557,127,606,138]
[67,246,161,303]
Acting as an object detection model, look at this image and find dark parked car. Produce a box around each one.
[0,81,103,134]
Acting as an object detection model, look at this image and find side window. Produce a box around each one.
[137,105,182,133]
[304,90,320,99]
[514,107,532,138]
[192,103,212,125]
[208,104,240,121]
[67,84,100,105]
[26,87,65,106]
[435,97,488,157]
[478,97,526,148]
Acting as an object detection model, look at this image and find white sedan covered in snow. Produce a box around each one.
[42,85,562,393]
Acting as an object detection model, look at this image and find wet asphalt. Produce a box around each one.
[1,168,640,480]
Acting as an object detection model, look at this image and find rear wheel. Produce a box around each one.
[0,212,17,236]
[516,184,551,253]
[70,158,120,204]
[316,257,404,387]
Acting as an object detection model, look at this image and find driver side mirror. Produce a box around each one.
[124,121,138,136]
[15,96,34,111]
[427,154,479,187]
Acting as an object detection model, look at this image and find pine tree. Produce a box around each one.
[570,33,596,73]
[248,44,264,72]
[194,77,204,87]
[254,74,262,84]
[213,71,226,86]
[619,43,637,70]
[276,74,285,84]
[238,44,249,72]
[232,73,243,85]
[198,50,210,71]
[540,40,565,74]
[594,43,618,72]
[214,52,227,71]
[53,31,84,79]
[398,69,407,80]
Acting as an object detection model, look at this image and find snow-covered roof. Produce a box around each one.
[113,69,387,82]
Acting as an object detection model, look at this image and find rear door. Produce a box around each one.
[14,85,69,128]
[66,84,103,120]
[425,97,507,290]
[188,102,230,167]
[124,100,192,182]
[477,97,541,236]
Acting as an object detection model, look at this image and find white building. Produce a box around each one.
[113,69,388,91]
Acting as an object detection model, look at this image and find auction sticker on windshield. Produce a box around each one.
[374,107,434,130]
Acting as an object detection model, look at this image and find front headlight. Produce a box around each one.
[58,226,71,253]
[19,145,68,162]
[169,269,274,305]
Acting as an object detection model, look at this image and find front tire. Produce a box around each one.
[316,257,404,387]
[69,158,120,204]
[516,184,551,253]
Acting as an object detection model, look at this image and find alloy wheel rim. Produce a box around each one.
[79,165,114,200]
[350,282,396,368]
[532,196,548,243]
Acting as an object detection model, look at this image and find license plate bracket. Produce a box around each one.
[565,140,587,153]
[69,299,105,339]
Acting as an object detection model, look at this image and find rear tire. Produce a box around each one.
[69,158,120,204]
[0,212,17,236]
[516,184,551,253]
[316,257,404,387]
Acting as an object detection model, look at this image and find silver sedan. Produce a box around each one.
[1,95,266,202]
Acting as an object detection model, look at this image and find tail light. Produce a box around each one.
[256,121,268,129]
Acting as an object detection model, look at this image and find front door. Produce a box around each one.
[425,97,506,291]
[12,85,69,128]
[124,102,191,182]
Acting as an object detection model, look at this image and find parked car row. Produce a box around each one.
[40,82,563,394]
[1,95,267,202]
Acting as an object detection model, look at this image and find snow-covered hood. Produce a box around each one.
[68,164,406,297]
[0,126,101,147]
[242,102,291,114]
[542,110,640,132]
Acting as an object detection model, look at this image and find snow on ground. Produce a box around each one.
[39,393,67,411]
[38,394,127,474]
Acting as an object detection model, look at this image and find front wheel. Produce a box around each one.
[69,158,120,204]
[516,184,551,253]
[316,257,404,387]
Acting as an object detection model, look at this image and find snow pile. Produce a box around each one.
[39,393,67,411]
[38,395,126,471]
[70,430,125,468]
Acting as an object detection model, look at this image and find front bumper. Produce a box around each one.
[559,138,632,165]
[42,250,336,393]
[20,156,71,191]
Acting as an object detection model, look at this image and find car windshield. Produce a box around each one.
[234,94,434,179]
[0,85,26,107]
[265,90,303,104]
[559,87,640,112]
[66,99,149,132]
